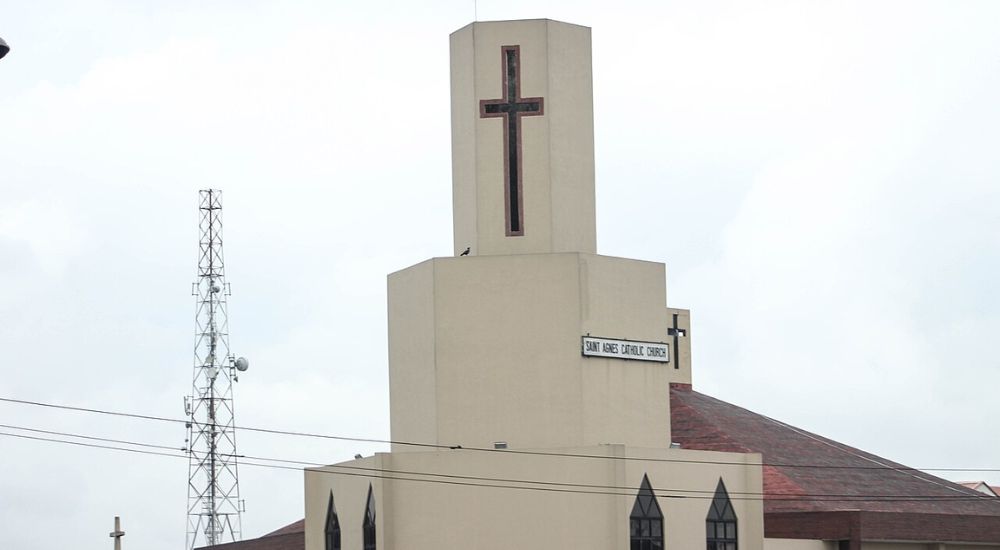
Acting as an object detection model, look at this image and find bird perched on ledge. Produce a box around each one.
[460,247,470,256]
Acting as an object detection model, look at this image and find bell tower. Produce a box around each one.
[388,20,690,453]
[451,19,597,257]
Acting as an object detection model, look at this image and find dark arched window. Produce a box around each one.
[362,485,376,550]
[706,479,737,550]
[630,474,664,550]
[325,491,341,550]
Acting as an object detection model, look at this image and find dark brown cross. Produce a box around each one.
[480,45,544,236]
[667,313,687,369]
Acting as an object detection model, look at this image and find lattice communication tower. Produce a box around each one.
[184,189,249,549]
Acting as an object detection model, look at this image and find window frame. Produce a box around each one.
[362,485,376,550]
[324,491,341,550]
[705,478,737,550]
[630,474,665,550]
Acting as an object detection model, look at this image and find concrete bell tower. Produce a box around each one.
[451,19,596,256]
[387,19,691,454]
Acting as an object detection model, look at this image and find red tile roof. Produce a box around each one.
[669,384,1000,515]
[197,519,304,550]
[670,383,1000,544]
[264,520,305,537]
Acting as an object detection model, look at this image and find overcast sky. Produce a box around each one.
[2,1,999,549]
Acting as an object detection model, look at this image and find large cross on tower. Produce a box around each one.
[480,45,544,236]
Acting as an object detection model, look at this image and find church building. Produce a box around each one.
[204,19,1000,550]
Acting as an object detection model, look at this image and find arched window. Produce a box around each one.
[630,474,664,550]
[362,485,376,550]
[706,479,737,550]
[325,491,341,550]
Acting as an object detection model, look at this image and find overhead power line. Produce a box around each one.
[2,395,998,473]
[0,423,184,452]
[1,424,999,506]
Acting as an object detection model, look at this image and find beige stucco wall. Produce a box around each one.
[304,455,383,550]
[389,253,678,451]
[305,445,764,550]
[450,19,596,257]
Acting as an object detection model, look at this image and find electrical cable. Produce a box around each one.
[1,426,997,505]
[0,423,184,452]
[2,395,997,473]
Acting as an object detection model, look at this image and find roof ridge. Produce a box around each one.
[263,519,305,537]
[671,387,1000,514]
[743,400,991,499]
[670,389,753,454]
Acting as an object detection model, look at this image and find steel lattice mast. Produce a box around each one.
[184,189,247,550]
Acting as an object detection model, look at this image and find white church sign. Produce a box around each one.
[581,336,670,363]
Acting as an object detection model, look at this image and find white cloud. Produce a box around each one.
[0,198,90,276]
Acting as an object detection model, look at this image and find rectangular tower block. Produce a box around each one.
[388,253,672,451]
[451,20,597,257]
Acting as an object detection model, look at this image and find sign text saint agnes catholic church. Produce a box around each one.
[582,336,669,363]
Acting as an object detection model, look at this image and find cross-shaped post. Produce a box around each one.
[667,313,687,369]
[109,516,125,550]
[480,45,544,236]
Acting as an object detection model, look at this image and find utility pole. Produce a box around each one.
[184,190,249,549]
[109,516,125,550]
